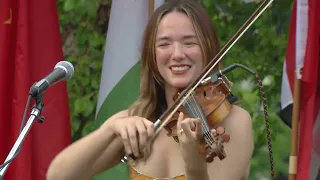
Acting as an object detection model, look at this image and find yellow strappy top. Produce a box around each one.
[129,167,185,180]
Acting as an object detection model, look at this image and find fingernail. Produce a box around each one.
[134,152,139,157]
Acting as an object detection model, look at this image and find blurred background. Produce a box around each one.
[57,0,293,179]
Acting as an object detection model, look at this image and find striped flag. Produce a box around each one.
[279,0,320,179]
[93,1,164,179]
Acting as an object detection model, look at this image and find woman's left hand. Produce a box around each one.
[176,112,207,168]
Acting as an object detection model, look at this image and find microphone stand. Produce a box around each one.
[0,90,45,180]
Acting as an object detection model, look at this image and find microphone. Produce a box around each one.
[29,61,74,97]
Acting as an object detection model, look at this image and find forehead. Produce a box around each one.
[156,12,196,37]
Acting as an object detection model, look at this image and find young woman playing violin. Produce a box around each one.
[47,1,254,180]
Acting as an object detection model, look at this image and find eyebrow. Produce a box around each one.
[156,35,197,42]
[156,36,170,42]
[183,35,197,40]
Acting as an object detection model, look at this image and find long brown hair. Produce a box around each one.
[128,0,221,121]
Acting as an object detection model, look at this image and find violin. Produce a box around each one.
[164,74,237,162]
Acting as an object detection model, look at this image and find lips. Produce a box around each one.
[169,64,191,75]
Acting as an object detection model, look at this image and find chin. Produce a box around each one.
[170,81,190,89]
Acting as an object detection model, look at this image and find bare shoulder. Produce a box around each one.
[223,105,253,149]
[225,105,252,129]
[207,105,254,179]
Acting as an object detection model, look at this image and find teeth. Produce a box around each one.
[171,66,190,71]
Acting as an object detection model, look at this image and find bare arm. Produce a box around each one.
[185,164,210,180]
[241,162,251,180]
[46,110,128,180]
[183,144,210,180]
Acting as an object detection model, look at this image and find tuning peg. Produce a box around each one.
[216,126,225,135]
[222,134,230,142]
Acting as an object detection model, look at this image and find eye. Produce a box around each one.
[184,42,197,46]
[159,43,169,46]
[157,42,171,48]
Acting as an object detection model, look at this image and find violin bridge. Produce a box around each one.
[220,75,233,91]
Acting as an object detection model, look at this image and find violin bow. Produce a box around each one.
[153,0,274,139]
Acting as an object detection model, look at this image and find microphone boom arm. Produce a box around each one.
[0,94,45,179]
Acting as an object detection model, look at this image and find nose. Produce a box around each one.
[172,43,185,61]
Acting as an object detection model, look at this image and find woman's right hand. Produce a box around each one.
[108,116,155,158]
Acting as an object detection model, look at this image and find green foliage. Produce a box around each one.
[57,0,293,179]
[57,0,109,141]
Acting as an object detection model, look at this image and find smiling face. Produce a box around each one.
[131,1,221,119]
[155,12,204,89]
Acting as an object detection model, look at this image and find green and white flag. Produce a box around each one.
[93,1,164,179]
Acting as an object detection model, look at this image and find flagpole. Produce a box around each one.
[289,71,301,180]
[149,0,154,20]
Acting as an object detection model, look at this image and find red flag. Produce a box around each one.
[280,0,320,179]
[0,0,72,180]
[296,0,320,178]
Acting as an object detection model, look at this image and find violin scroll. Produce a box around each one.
[200,126,230,162]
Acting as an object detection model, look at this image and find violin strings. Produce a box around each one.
[184,96,213,145]
[185,97,213,145]
[189,95,214,143]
